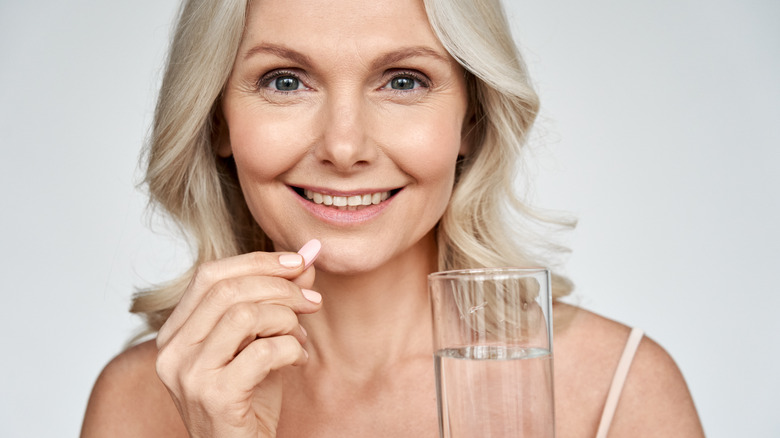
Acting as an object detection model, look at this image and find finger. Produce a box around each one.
[292,265,316,290]
[158,252,303,347]
[198,303,304,369]
[158,240,320,347]
[223,335,308,391]
[170,275,321,349]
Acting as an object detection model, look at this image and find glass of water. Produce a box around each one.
[429,268,555,438]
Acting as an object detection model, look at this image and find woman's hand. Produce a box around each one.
[155,240,322,438]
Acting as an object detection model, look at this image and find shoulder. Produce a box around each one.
[81,339,186,437]
[554,303,705,437]
[609,330,705,436]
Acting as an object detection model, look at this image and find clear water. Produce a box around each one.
[435,346,555,438]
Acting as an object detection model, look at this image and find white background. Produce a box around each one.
[1,0,777,436]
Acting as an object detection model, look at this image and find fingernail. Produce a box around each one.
[297,239,322,269]
[300,324,308,337]
[279,253,303,268]
[301,289,322,303]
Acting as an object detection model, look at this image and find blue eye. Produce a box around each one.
[273,76,301,91]
[385,72,429,91]
[390,77,416,90]
[258,70,307,93]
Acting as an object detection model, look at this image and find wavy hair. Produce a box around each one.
[131,0,574,334]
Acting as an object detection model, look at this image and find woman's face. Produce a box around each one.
[221,0,470,273]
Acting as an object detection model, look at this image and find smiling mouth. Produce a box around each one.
[292,187,401,211]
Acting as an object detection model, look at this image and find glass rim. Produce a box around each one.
[428,267,548,281]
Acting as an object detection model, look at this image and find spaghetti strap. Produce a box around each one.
[595,327,644,438]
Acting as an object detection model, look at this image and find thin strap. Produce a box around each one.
[595,327,644,438]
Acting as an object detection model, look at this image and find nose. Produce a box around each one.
[313,93,377,172]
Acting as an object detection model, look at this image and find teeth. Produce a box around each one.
[303,188,393,208]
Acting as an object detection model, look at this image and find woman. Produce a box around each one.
[82,0,705,436]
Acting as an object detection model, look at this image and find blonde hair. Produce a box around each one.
[131,0,574,334]
[423,0,574,293]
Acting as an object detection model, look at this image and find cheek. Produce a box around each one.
[378,110,464,184]
[228,110,314,181]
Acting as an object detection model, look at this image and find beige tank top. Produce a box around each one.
[594,327,644,438]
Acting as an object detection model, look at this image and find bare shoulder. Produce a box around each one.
[81,339,186,437]
[554,303,705,437]
[609,330,705,436]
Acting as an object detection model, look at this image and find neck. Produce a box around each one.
[300,232,438,372]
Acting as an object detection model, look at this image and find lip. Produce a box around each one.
[289,185,401,225]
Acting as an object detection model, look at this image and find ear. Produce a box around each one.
[213,107,233,158]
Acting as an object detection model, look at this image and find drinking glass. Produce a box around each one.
[429,268,555,438]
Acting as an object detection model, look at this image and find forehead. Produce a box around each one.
[241,0,447,59]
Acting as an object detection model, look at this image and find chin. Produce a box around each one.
[314,231,436,278]
[314,244,387,276]
[317,261,377,276]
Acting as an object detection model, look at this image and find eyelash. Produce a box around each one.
[256,70,305,93]
[256,69,431,93]
[384,70,430,91]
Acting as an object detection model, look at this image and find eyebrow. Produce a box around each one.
[368,46,452,70]
[243,43,314,66]
[242,43,451,69]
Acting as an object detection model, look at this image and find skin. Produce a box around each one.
[81,0,706,436]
